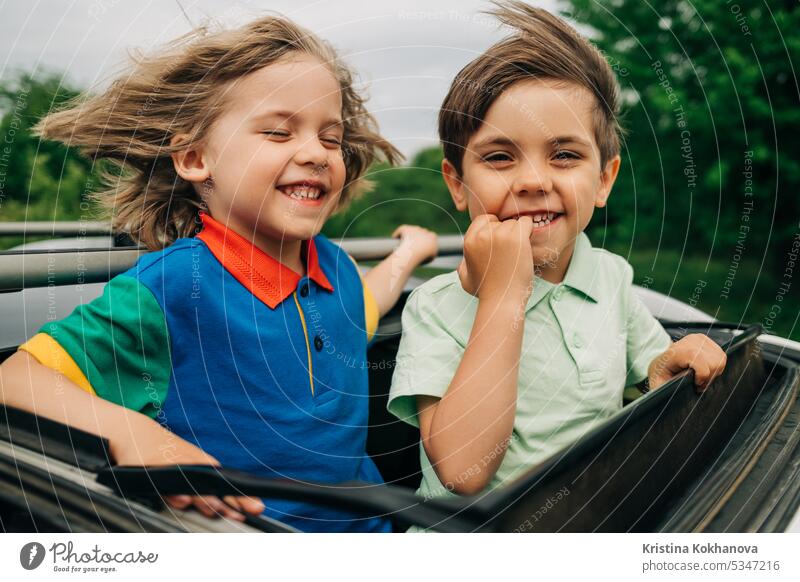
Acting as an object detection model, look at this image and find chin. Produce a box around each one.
[531,246,561,269]
[282,223,325,242]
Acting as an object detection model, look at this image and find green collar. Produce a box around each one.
[525,232,600,311]
[561,232,601,303]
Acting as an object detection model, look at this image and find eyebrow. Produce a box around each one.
[471,133,592,151]
[251,109,343,129]
[551,135,592,148]
[471,135,517,150]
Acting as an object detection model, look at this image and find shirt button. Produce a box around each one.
[300,283,309,297]
[553,286,564,301]
[573,334,583,348]
[314,335,324,351]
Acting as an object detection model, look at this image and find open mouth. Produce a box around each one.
[277,182,328,204]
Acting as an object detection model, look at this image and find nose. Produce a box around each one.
[293,135,329,169]
[512,158,552,196]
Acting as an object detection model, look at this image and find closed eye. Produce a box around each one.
[320,135,342,147]
[261,130,290,139]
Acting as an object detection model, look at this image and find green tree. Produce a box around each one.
[564,0,799,263]
[0,72,96,225]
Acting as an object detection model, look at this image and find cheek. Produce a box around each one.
[463,173,508,216]
[558,173,597,207]
[331,158,347,187]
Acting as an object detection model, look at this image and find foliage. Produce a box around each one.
[0,73,99,224]
[563,0,799,270]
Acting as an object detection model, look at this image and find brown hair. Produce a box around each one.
[439,1,621,175]
[34,15,400,250]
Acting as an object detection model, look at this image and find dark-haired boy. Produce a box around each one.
[388,2,726,514]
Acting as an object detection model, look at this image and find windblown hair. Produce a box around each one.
[439,1,622,175]
[34,15,400,250]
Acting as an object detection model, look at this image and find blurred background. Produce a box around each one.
[0,0,797,340]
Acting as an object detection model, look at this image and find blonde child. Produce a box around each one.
[0,15,436,532]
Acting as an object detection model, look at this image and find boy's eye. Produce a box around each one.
[483,152,513,163]
[553,150,580,161]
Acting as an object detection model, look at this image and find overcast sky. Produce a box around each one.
[0,0,560,158]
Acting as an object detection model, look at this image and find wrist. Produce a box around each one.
[476,293,527,318]
[477,283,531,307]
[105,407,157,462]
[394,243,428,266]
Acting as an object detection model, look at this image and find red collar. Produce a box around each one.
[196,212,334,309]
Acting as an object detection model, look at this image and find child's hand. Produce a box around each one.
[457,214,534,303]
[647,333,727,392]
[110,414,265,522]
[391,224,438,266]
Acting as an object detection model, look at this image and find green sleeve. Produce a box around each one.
[387,287,465,427]
[39,274,171,419]
[624,266,673,387]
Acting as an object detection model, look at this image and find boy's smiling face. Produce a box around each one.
[173,53,346,253]
[442,78,621,283]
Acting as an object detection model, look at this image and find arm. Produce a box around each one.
[417,215,533,495]
[0,350,264,520]
[620,265,725,393]
[0,350,157,461]
[647,334,727,391]
[363,225,437,317]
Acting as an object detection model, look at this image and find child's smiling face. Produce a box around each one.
[190,54,347,247]
[443,78,621,283]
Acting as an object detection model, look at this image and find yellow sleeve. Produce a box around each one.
[19,333,96,396]
[346,254,380,342]
[363,280,380,342]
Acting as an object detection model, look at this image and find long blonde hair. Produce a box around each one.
[35,15,400,250]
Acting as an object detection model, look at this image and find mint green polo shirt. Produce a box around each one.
[387,232,672,515]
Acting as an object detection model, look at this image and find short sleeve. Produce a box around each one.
[345,254,380,343]
[387,289,465,428]
[624,266,673,387]
[18,274,172,419]
[362,281,380,343]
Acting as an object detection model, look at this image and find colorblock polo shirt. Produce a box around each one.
[388,232,672,515]
[21,212,389,533]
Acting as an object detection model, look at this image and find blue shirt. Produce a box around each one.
[22,212,389,532]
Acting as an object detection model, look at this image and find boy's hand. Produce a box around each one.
[647,333,727,392]
[110,414,265,522]
[457,214,534,303]
[391,224,438,266]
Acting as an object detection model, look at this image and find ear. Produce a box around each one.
[170,133,211,184]
[442,158,468,212]
[595,155,621,208]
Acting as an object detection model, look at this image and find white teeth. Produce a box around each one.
[529,212,559,228]
[283,186,322,200]
[531,212,557,222]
